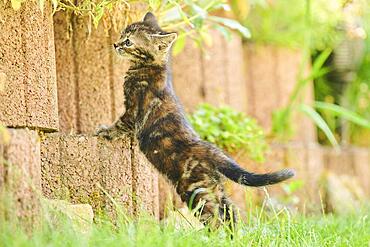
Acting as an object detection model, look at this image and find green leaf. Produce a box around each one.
[314,101,370,129]
[299,104,338,146]
[93,6,105,28]
[148,0,161,11]
[209,16,251,39]
[213,24,232,41]
[312,49,332,75]
[282,180,304,194]
[168,0,194,28]
[188,103,268,162]
[172,33,186,56]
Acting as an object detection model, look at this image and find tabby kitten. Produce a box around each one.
[96,12,295,228]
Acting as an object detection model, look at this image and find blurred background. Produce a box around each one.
[0,0,369,222]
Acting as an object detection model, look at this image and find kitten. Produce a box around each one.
[96,12,295,228]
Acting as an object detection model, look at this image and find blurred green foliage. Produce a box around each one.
[243,0,344,50]
[247,0,370,146]
[344,21,370,145]
[188,104,268,162]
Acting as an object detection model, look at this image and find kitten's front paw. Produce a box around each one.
[95,125,113,140]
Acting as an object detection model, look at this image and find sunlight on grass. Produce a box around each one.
[1,201,369,247]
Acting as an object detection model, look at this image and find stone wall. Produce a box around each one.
[172,31,248,114]
[40,134,159,218]
[0,4,157,222]
[0,128,41,225]
[0,1,58,131]
[54,12,128,134]
[172,35,315,142]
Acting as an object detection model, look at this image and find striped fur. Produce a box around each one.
[96,12,295,229]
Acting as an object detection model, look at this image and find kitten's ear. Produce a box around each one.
[143,12,159,27]
[152,33,177,49]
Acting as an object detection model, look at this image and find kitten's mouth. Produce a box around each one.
[115,48,125,56]
[113,44,124,55]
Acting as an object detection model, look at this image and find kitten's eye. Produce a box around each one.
[124,39,133,47]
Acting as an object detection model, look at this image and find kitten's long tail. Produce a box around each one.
[217,160,295,187]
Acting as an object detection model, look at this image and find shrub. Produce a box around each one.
[188,103,268,162]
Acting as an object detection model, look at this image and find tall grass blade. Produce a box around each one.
[314,101,370,129]
[299,104,338,146]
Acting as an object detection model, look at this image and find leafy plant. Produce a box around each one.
[243,0,345,50]
[188,103,268,162]
[271,49,333,143]
[272,47,370,146]
[9,0,250,50]
[342,8,370,146]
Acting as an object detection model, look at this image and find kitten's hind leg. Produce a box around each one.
[219,195,238,231]
[184,188,221,229]
[179,184,236,231]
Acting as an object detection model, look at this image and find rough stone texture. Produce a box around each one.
[98,136,133,216]
[244,44,316,142]
[54,14,128,134]
[244,44,278,129]
[285,143,324,212]
[41,134,133,217]
[172,31,247,113]
[73,19,113,133]
[325,173,365,214]
[46,199,94,235]
[40,134,61,199]
[224,33,248,113]
[158,175,183,219]
[305,143,325,206]
[132,142,159,218]
[276,48,316,142]
[324,147,355,176]
[53,12,78,133]
[172,41,204,112]
[202,30,228,107]
[0,128,41,224]
[350,148,370,196]
[151,169,160,219]
[0,1,58,131]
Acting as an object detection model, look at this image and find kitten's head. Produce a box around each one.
[114,12,177,64]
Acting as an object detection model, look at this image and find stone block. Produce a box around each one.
[0,1,58,131]
[54,14,128,133]
[0,128,41,224]
[41,134,133,217]
[350,147,370,196]
[131,142,159,218]
[244,44,278,129]
[158,175,183,219]
[172,41,204,112]
[224,32,248,113]
[53,12,78,133]
[202,30,228,107]
[324,147,355,176]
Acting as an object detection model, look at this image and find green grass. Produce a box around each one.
[1,205,369,247]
